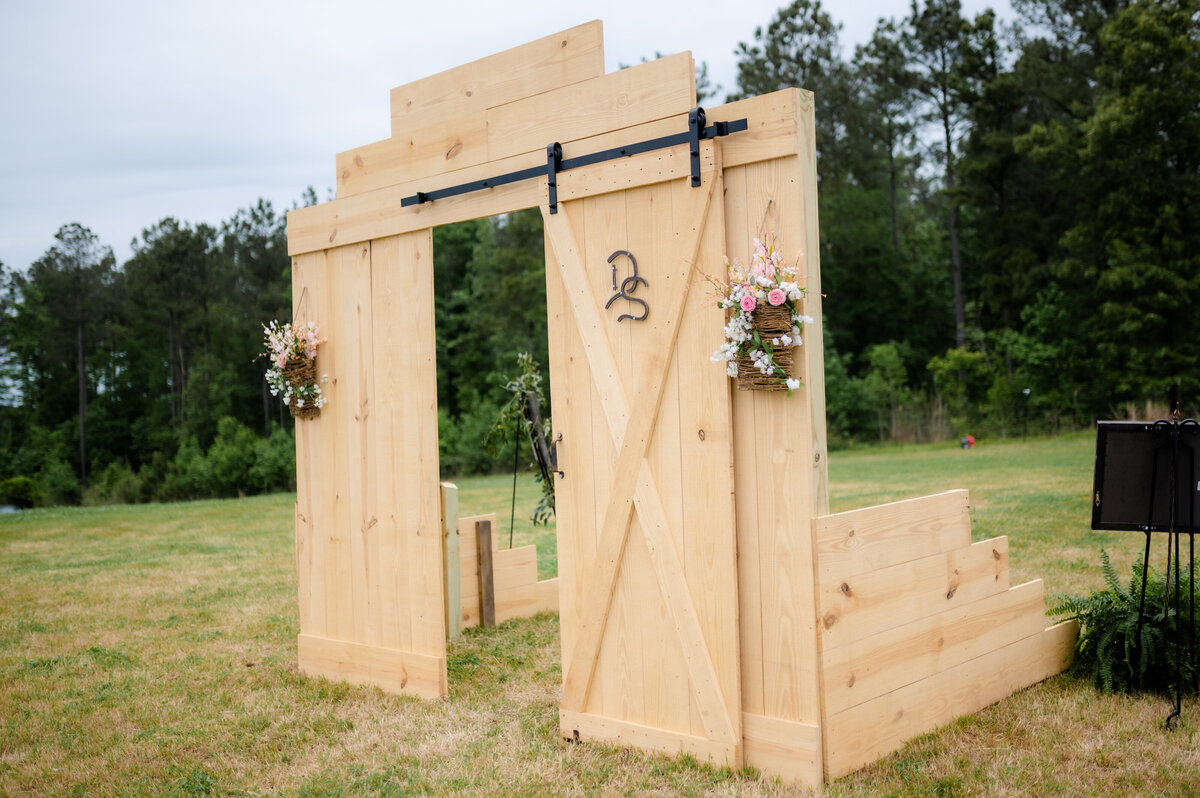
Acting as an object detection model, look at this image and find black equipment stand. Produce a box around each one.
[1132,410,1198,728]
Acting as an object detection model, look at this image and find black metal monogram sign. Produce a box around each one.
[604,250,648,323]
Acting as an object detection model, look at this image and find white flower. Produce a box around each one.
[786,378,801,391]
[726,361,739,377]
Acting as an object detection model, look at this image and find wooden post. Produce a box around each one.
[475,519,496,627]
[441,482,461,639]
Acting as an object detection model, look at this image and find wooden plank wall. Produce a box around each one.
[720,88,828,790]
[292,231,448,699]
[813,490,1078,778]
[288,23,615,702]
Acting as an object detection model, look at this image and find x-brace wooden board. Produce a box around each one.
[542,144,742,758]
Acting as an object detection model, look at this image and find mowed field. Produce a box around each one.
[1,433,1197,796]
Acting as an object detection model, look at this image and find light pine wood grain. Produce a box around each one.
[298,633,446,699]
[340,53,693,200]
[389,21,605,135]
[821,579,1050,715]
[823,621,1078,778]
[742,713,822,789]
[816,537,1011,649]
[814,490,972,583]
[290,90,802,256]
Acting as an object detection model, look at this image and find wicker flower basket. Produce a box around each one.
[736,304,796,392]
[282,356,321,419]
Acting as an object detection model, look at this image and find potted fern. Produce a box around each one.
[1052,550,1197,694]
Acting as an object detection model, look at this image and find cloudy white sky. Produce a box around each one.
[0,0,1012,272]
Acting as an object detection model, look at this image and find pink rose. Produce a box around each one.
[740,294,757,313]
[767,288,785,306]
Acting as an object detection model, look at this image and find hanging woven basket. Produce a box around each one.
[736,305,796,392]
[282,356,321,419]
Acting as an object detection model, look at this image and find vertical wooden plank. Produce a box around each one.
[292,249,329,639]
[726,154,824,730]
[636,180,690,735]
[580,190,633,722]
[615,186,650,728]
[457,514,482,626]
[724,164,766,719]
[794,91,829,518]
[758,156,817,725]
[399,228,447,664]
[339,241,375,647]
[544,217,597,671]
[369,235,413,652]
[476,519,496,628]
[441,482,461,639]
[542,222,577,648]
[322,243,357,643]
[674,166,741,741]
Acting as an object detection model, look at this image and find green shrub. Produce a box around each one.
[40,457,80,506]
[251,425,295,493]
[112,469,143,504]
[439,400,504,477]
[0,476,43,508]
[207,416,257,497]
[85,461,143,505]
[1052,550,1198,694]
[137,452,168,502]
[160,437,212,501]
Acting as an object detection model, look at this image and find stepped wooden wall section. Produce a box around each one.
[812,490,1078,777]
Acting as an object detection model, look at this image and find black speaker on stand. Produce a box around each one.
[1092,413,1198,726]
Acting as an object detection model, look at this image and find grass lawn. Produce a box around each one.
[1,433,1197,796]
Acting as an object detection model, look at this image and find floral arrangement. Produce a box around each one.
[262,320,328,418]
[707,238,813,394]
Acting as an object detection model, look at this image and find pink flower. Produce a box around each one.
[767,288,786,306]
[740,294,757,313]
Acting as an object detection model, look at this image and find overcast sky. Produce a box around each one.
[0,0,1012,272]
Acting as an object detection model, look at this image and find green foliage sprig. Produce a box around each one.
[485,353,555,525]
[1051,550,1198,694]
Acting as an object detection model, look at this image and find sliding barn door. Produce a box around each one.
[543,150,743,763]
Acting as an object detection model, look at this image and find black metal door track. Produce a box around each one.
[399,106,748,214]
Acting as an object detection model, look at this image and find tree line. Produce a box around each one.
[734,0,1198,443]
[1,0,1196,507]
[0,200,302,507]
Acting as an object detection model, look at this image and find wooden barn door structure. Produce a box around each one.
[286,21,1075,789]
[285,19,830,779]
[543,155,742,760]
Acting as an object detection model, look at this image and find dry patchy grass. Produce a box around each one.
[1,435,1198,796]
